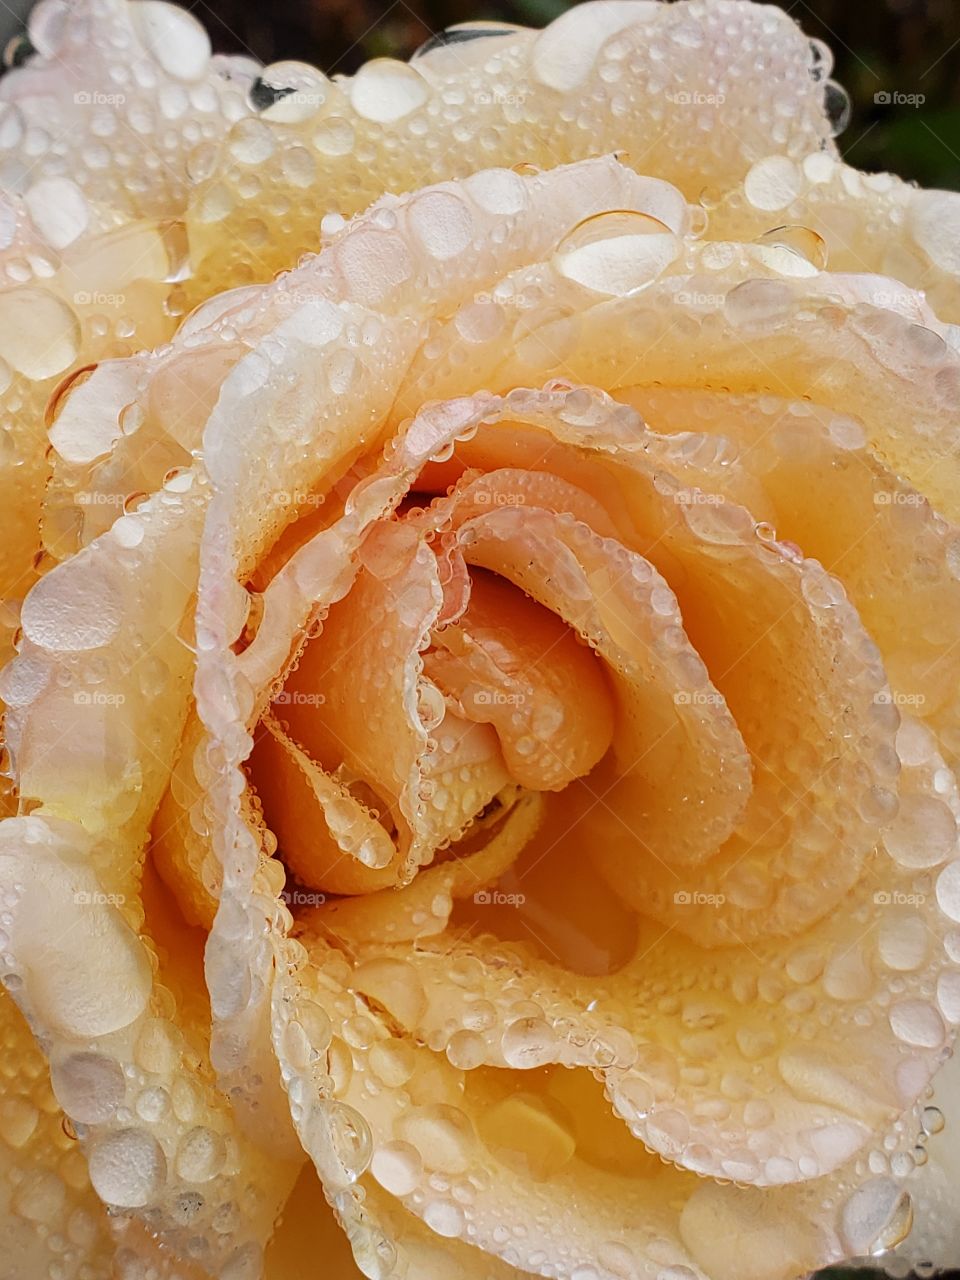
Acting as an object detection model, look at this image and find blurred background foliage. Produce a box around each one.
[194,0,960,190]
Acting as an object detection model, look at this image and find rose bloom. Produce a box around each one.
[1,1,960,1278]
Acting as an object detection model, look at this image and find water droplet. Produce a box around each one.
[422,1198,465,1238]
[132,1,211,81]
[501,1016,559,1068]
[413,25,516,59]
[24,178,88,249]
[175,1126,226,1183]
[808,38,833,83]
[50,1052,125,1125]
[921,1105,944,1136]
[744,157,802,212]
[349,59,428,123]
[756,225,828,271]
[305,1101,372,1188]
[3,33,34,68]
[554,210,679,297]
[88,1128,166,1208]
[0,288,79,380]
[370,1140,422,1196]
[824,80,852,136]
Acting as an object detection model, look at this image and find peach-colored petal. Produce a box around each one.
[305,790,542,946]
[621,385,960,759]
[425,569,615,791]
[251,713,399,895]
[399,232,960,522]
[184,0,831,293]
[707,155,960,323]
[0,987,115,1277]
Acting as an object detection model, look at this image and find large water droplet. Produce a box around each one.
[370,1140,421,1196]
[744,157,802,213]
[412,24,517,59]
[554,210,679,297]
[88,1128,166,1208]
[349,60,428,124]
[304,1100,372,1188]
[132,1,211,81]
[755,225,827,272]
[50,1052,125,1124]
[824,80,852,136]
[0,287,79,380]
[26,0,68,57]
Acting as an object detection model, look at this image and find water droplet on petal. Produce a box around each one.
[824,80,852,136]
[554,210,679,297]
[756,225,828,271]
[349,60,428,123]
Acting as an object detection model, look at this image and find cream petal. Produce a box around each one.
[184,0,829,292]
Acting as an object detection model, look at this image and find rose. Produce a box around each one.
[1,3,960,1280]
